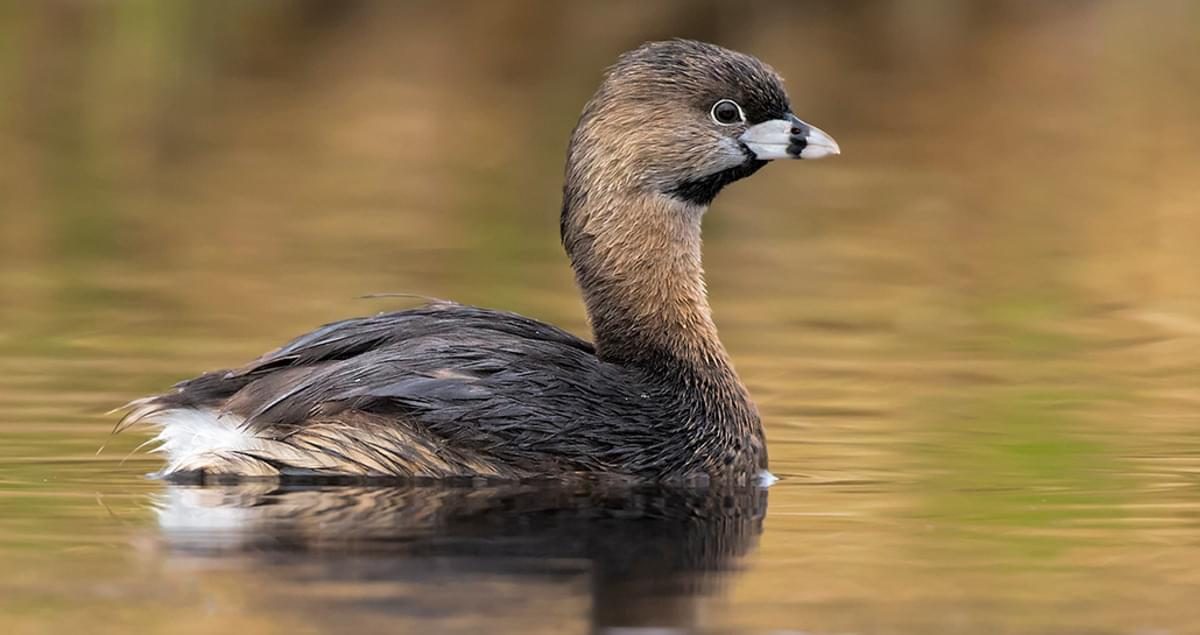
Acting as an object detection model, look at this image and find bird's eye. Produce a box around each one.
[710,99,745,126]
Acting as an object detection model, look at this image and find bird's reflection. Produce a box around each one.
[153,480,768,632]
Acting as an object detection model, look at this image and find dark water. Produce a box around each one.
[3,1,1200,633]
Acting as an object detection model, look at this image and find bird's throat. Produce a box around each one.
[562,192,732,375]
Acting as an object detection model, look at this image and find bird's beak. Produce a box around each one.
[739,113,840,160]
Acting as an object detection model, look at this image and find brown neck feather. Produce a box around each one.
[562,189,733,379]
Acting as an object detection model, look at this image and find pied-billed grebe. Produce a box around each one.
[119,40,839,484]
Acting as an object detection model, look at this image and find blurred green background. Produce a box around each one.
[1,1,1199,633]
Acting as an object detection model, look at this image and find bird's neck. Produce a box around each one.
[561,177,766,476]
[563,189,738,384]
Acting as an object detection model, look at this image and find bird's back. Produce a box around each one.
[121,302,706,481]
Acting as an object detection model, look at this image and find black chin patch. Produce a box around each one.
[665,159,768,207]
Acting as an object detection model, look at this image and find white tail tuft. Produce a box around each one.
[145,409,255,474]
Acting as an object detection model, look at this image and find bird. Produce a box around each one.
[118,39,840,485]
